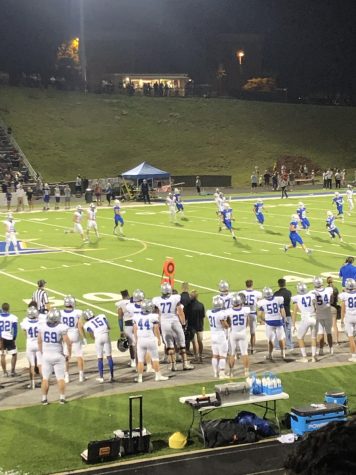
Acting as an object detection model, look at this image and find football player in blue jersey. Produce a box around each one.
[253,199,265,229]
[173,188,185,218]
[296,202,310,234]
[332,192,345,222]
[220,202,236,240]
[326,210,343,241]
[284,214,311,254]
[113,199,124,236]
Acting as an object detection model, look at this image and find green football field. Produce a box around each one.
[1,191,354,352]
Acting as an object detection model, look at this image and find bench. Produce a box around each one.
[294,178,319,185]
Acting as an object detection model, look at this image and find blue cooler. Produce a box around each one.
[290,403,347,436]
[324,391,347,407]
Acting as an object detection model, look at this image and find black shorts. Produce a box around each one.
[251,183,257,188]
[1,339,17,353]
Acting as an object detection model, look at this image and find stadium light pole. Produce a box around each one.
[79,0,88,92]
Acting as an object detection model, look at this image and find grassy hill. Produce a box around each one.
[1,86,356,184]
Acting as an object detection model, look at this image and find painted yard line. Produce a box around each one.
[145,258,154,261]
[25,217,345,279]
[0,270,117,316]
[185,255,193,258]
[123,219,355,258]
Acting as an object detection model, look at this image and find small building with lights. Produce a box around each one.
[110,73,191,96]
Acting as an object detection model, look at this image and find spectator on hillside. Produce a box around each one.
[6,189,12,211]
[341,169,346,186]
[327,168,333,189]
[54,184,61,210]
[64,184,71,209]
[94,182,102,205]
[303,164,308,177]
[335,169,341,189]
[272,172,278,191]
[250,173,258,191]
[263,170,271,187]
[105,180,113,206]
[279,175,289,199]
[42,183,50,211]
[311,170,315,185]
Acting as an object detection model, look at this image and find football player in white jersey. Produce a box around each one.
[86,203,99,240]
[225,293,250,377]
[340,278,356,362]
[116,290,136,368]
[20,306,42,389]
[239,279,262,354]
[4,213,20,256]
[83,309,114,383]
[292,282,317,363]
[207,295,229,378]
[258,287,286,360]
[215,191,225,231]
[0,302,19,376]
[217,280,233,309]
[133,300,168,383]
[152,283,194,371]
[166,193,177,223]
[60,295,86,383]
[346,185,354,216]
[38,309,71,405]
[65,205,87,242]
[312,276,334,356]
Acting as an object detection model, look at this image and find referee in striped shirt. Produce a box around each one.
[32,280,49,321]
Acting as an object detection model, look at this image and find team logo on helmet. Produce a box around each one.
[231,293,243,307]
[63,295,75,308]
[161,282,172,296]
[132,289,145,302]
[47,308,61,325]
[212,295,225,309]
[313,276,323,289]
[297,282,308,295]
[141,299,153,314]
[27,306,39,319]
[262,287,273,299]
[83,309,94,321]
[218,280,229,293]
[345,278,356,291]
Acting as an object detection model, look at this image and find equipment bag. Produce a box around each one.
[200,418,258,448]
[235,410,277,437]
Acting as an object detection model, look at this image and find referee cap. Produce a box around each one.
[37,279,47,287]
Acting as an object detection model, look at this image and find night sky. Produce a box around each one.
[1,0,356,96]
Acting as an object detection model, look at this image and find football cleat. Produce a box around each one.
[46,309,61,325]
[345,278,356,291]
[297,282,308,295]
[212,295,225,310]
[63,295,75,308]
[83,309,94,321]
[218,280,229,293]
[132,289,145,302]
[140,299,153,314]
[161,282,172,296]
[231,293,243,308]
[313,276,323,289]
[27,306,39,319]
[262,287,273,299]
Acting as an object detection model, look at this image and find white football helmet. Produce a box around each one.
[218,280,230,293]
[212,295,224,310]
[298,202,304,207]
[347,184,352,189]
[345,278,356,291]
[141,299,153,314]
[313,276,323,289]
[7,213,13,220]
[89,203,96,209]
[231,293,243,308]
[174,188,179,194]
[27,306,39,319]
[335,192,340,197]
[83,309,94,321]
[76,205,82,211]
[63,295,75,308]
[114,199,120,205]
[132,289,145,302]
[258,199,263,204]
[291,214,299,220]
[327,210,333,217]
[224,202,230,209]
[262,287,273,299]
[161,282,172,296]
[47,309,61,325]
[297,282,308,295]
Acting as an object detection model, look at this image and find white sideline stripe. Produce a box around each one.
[0,270,117,316]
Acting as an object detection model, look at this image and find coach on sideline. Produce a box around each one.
[32,280,50,322]
[339,257,356,287]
